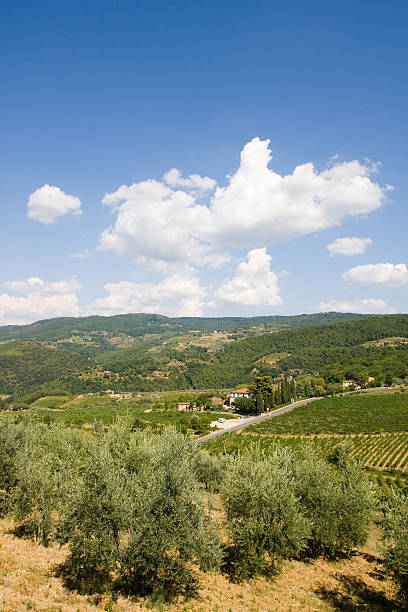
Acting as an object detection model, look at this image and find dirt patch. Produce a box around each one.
[0,518,399,612]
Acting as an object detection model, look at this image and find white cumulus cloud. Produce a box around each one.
[343,263,408,287]
[318,298,396,314]
[327,237,372,256]
[163,168,216,192]
[0,277,82,325]
[99,138,389,270]
[27,184,82,224]
[100,180,213,267]
[216,248,282,306]
[88,270,207,318]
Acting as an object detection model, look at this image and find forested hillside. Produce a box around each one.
[0,341,89,396]
[181,314,408,388]
[0,311,363,352]
[2,313,408,397]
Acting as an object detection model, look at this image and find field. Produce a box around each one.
[205,392,408,495]
[31,395,72,409]
[247,393,408,434]
[3,393,234,435]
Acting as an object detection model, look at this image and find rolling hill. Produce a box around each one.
[0,341,89,396]
[2,312,408,398]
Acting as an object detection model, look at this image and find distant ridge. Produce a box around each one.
[0,311,365,343]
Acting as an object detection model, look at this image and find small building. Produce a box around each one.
[342,380,361,389]
[209,396,223,406]
[228,388,252,399]
[227,388,253,405]
[178,402,192,412]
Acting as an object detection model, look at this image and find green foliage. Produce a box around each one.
[0,312,362,345]
[59,426,222,597]
[382,491,408,603]
[0,311,382,395]
[221,448,310,579]
[294,443,374,556]
[180,314,408,389]
[0,341,88,396]
[233,397,256,413]
[3,313,408,396]
[248,394,408,435]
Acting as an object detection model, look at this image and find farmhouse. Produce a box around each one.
[177,402,192,412]
[342,380,361,389]
[227,388,253,405]
[228,387,252,399]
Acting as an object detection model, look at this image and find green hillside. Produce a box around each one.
[0,311,364,355]
[2,312,408,398]
[179,314,408,388]
[0,341,89,396]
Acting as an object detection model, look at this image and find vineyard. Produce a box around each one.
[247,392,408,434]
[349,432,408,469]
[206,431,408,468]
[204,392,408,494]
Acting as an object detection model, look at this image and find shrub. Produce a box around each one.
[194,449,225,492]
[294,443,374,556]
[222,448,310,579]
[60,426,222,598]
[382,491,408,603]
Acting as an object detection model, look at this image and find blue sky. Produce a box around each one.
[0,0,407,324]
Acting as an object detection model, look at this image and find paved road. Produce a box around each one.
[195,397,323,445]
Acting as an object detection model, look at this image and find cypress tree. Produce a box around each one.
[256,393,264,414]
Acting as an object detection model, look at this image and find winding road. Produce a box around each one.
[195,396,323,445]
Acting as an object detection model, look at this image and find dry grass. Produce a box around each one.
[0,518,399,612]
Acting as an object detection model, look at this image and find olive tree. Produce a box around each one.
[0,418,27,515]
[194,449,225,492]
[61,426,222,597]
[294,444,374,556]
[382,490,408,604]
[12,423,89,545]
[222,448,310,579]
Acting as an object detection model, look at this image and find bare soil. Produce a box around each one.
[0,518,400,612]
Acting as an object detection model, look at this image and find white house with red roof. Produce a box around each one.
[227,388,253,404]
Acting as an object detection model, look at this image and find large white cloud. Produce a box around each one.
[100,180,213,267]
[27,184,82,224]
[0,277,82,325]
[318,298,396,314]
[343,263,408,287]
[206,139,387,246]
[327,237,372,256]
[216,248,282,306]
[88,269,207,317]
[99,138,389,269]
